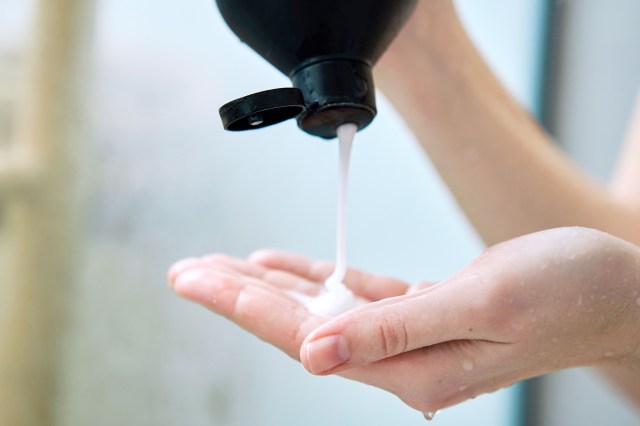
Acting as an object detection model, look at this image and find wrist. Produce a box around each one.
[374,3,492,130]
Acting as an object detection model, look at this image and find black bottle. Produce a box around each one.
[216,0,417,139]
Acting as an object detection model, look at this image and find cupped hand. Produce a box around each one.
[169,227,640,413]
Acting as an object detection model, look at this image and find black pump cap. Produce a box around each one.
[219,88,304,131]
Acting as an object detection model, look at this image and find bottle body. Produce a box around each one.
[216,0,417,138]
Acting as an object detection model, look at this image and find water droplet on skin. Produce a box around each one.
[605,351,615,358]
[577,295,583,306]
[568,253,577,260]
[424,411,440,421]
[540,264,548,271]
[463,360,474,371]
[459,385,468,391]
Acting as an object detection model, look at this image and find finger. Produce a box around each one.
[201,254,267,279]
[168,257,201,285]
[197,254,320,295]
[172,267,324,359]
[262,269,321,296]
[299,277,510,375]
[168,254,264,287]
[249,249,409,300]
[338,338,520,414]
[406,280,436,295]
[248,249,332,282]
[172,256,320,296]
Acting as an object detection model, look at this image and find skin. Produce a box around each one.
[372,0,640,406]
[169,0,640,415]
[169,230,640,413]
[374,0,640,247]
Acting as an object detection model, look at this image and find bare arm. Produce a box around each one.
[376,1,640,246]
[611,94,640,207]
[376,0,640,405]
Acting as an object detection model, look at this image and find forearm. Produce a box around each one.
[376,2,640,246]
[611,94,640,206]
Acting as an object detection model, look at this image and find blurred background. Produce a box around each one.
[0,0,639,425]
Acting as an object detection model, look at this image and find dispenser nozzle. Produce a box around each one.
[292,59,376,139]
[219,60,376,139]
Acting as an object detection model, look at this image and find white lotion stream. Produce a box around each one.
[305,123,367,316]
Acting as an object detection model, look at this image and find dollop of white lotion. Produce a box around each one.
[305,123,366,317]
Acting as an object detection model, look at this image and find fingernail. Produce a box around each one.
[305,335,350,374]
[168,258,200,287]
[174,269,209,293]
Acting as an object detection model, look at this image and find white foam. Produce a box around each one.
[307,279,367,316]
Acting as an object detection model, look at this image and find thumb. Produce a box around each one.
[299,281,492,375]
